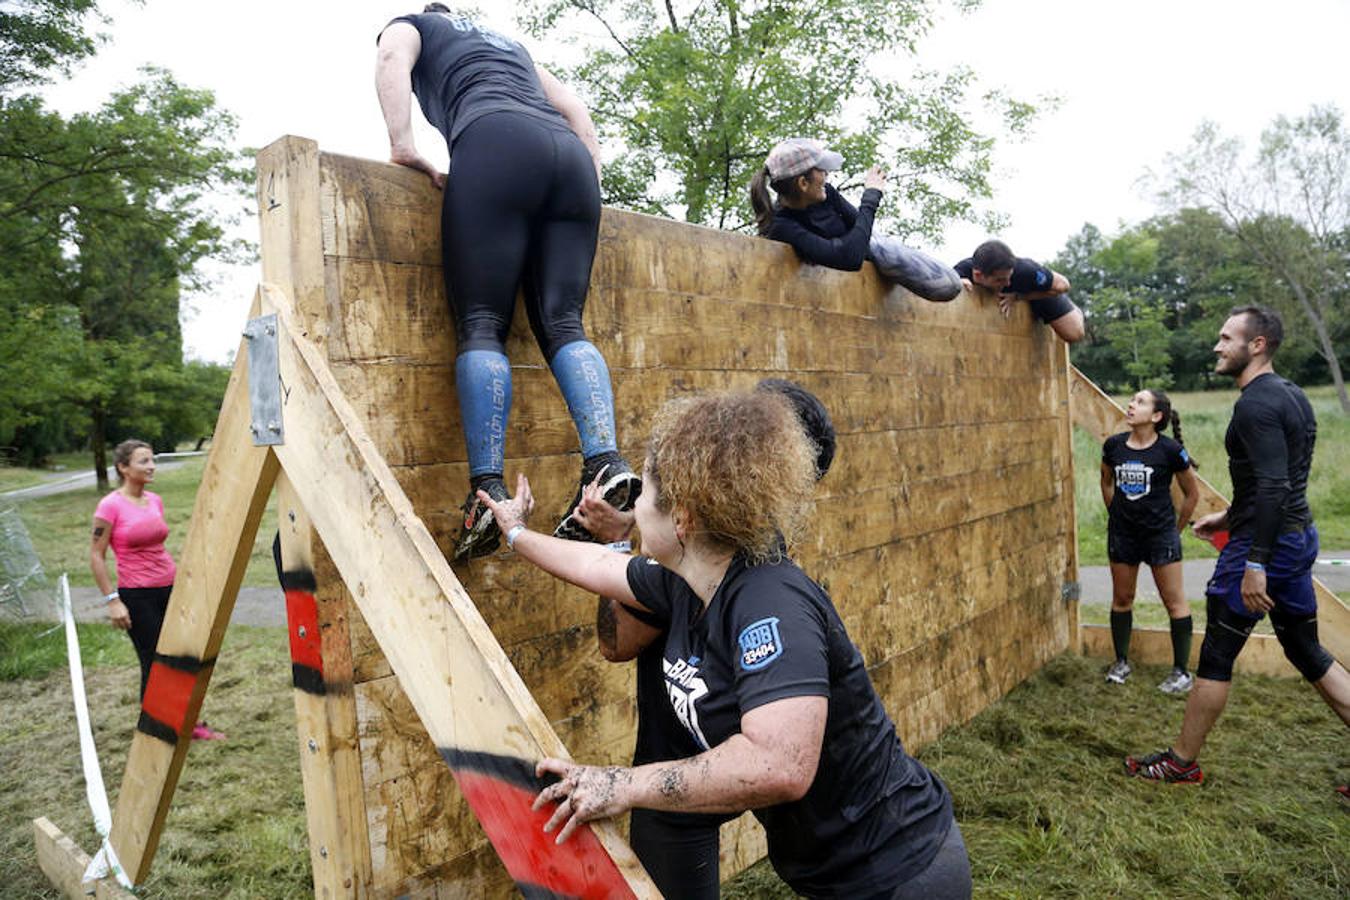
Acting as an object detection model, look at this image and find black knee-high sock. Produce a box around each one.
[1170,615,1194,672]
[1110,610,1133,662]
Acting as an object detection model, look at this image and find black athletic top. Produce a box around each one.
[1102,433,1192,535]
[1225,373,1317,564]
[626,553,952,896]
[953,256,1074,323]
[767,183,882,271]
[382,13,566,147]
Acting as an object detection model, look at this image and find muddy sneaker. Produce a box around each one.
[1157,668,1195,695]
[1124,748,1204,784]
[554,456,642,542]
[453,478,510,561]
[1105,658,1133,685]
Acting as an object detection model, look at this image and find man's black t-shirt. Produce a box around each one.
[1225,373,1317,564]
[626,554,953,896]
[382,13,566,147]
[1102,432,1192,535]
[953,256,1074,323]
[767,183,882,271]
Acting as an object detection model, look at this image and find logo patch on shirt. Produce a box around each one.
[1035,269,1049,287]
[1115,461,1154,501]
[1180,448,1191,465]
[738,617,783,671]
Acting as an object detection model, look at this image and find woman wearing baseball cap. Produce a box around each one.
[749,138,960,301]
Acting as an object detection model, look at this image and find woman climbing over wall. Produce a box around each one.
[375,5,639,560]
[749,138,962,302]
[477,389,972,899]
[1100,389,1201,693]
[89,440,224,740]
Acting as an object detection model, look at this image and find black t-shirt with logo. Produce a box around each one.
[953,256,1074,323]
[626,554,953,896]
[1102,432,1192,535]
[381,13,567,147]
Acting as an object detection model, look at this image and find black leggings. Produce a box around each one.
[629,808,721,900]
[443,111,601,362]
[119,584,172,699]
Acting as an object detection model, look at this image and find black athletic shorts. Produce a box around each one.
[1107,525,1181,567]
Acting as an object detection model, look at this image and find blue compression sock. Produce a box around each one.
[455,350,512,478]
[549,340,617,460]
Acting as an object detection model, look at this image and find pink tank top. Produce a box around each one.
[94,490,177,588]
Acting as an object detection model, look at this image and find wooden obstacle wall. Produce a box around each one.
[256,135,1078,897]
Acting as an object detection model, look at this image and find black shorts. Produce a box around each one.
[1107,525,1181,567]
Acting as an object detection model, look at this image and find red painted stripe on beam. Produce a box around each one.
[284,588,324,675]
[141,661,198,737]
[453,770,636,899]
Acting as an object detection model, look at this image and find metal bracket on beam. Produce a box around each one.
[243,314,284,446]
[1061,581,1081,602]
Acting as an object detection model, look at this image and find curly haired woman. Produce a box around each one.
[479,390,970,899]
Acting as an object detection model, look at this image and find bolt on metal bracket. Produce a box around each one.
[243,313,284,446]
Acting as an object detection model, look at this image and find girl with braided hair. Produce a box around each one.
[1100,389,1202,693]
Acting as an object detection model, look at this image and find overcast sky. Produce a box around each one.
[41,0,1350,363]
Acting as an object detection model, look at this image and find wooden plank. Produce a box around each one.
[260,283,656,898]
[258,136,328,345]
[107,298,280,885]
[1055,342,1081,653]
[1079,624,1298,678]
[275,471,374,898]
[1069,365,1349,659]
[33,818,136,900]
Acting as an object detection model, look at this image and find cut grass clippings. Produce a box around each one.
[727,653,1349,899]
[5,623,1344,899]
[0,622,309,900]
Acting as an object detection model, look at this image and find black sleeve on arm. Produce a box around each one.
[1235,401,1291,565]
[767,188,882,271]
[829,184,859,229]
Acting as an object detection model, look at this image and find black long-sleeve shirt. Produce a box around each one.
[1225,373,1317,564]
[766,183,882,271]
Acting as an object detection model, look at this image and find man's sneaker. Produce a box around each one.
[1123,748,1204,784]
[1105,658,1133,684]
[453,478,510,561]
[1157,668,1195,695]
[554,456,642,542]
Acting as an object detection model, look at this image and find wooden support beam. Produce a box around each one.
[1068,365,1349,661]
[276,471,374,898]
[1080,624,1297,678]
[33,818,136,900]
[1055,342,1081,653]
[259,283,656,898]
[107,292,281,884]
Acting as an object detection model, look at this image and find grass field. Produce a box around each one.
[3,623,1344,899]
[0,452,97,494]
[1074,384,1350,567]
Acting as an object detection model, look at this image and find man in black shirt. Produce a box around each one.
[1126,306,1349,784]
[953,239,1085,343]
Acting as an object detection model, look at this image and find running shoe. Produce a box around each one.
[1123,748,1204,784]
[554,456,642,542]
[1105,658,1133,684]
[453,478,510,561]
[1157,668,1195,695]
[191,721,226,741]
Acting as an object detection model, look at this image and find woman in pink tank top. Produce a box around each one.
[89,439,223,741]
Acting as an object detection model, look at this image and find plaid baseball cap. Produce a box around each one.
[765,138,845,181]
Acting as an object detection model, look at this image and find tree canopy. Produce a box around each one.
[520,0,1038,240]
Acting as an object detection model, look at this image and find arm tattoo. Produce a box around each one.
[92,526,105,538]
[596,597,618,655]
[657,765,688,801]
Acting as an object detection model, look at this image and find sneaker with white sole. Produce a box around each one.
[554,456,642,542]
[1124,748,1204,784]
[1105,658,1133,684]
[1157,668,1195,695]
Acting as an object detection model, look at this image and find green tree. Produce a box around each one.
[0,0,111,93]
[519,0,1037,239]
[1,2,249,484]
[1159,106,1350,413]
